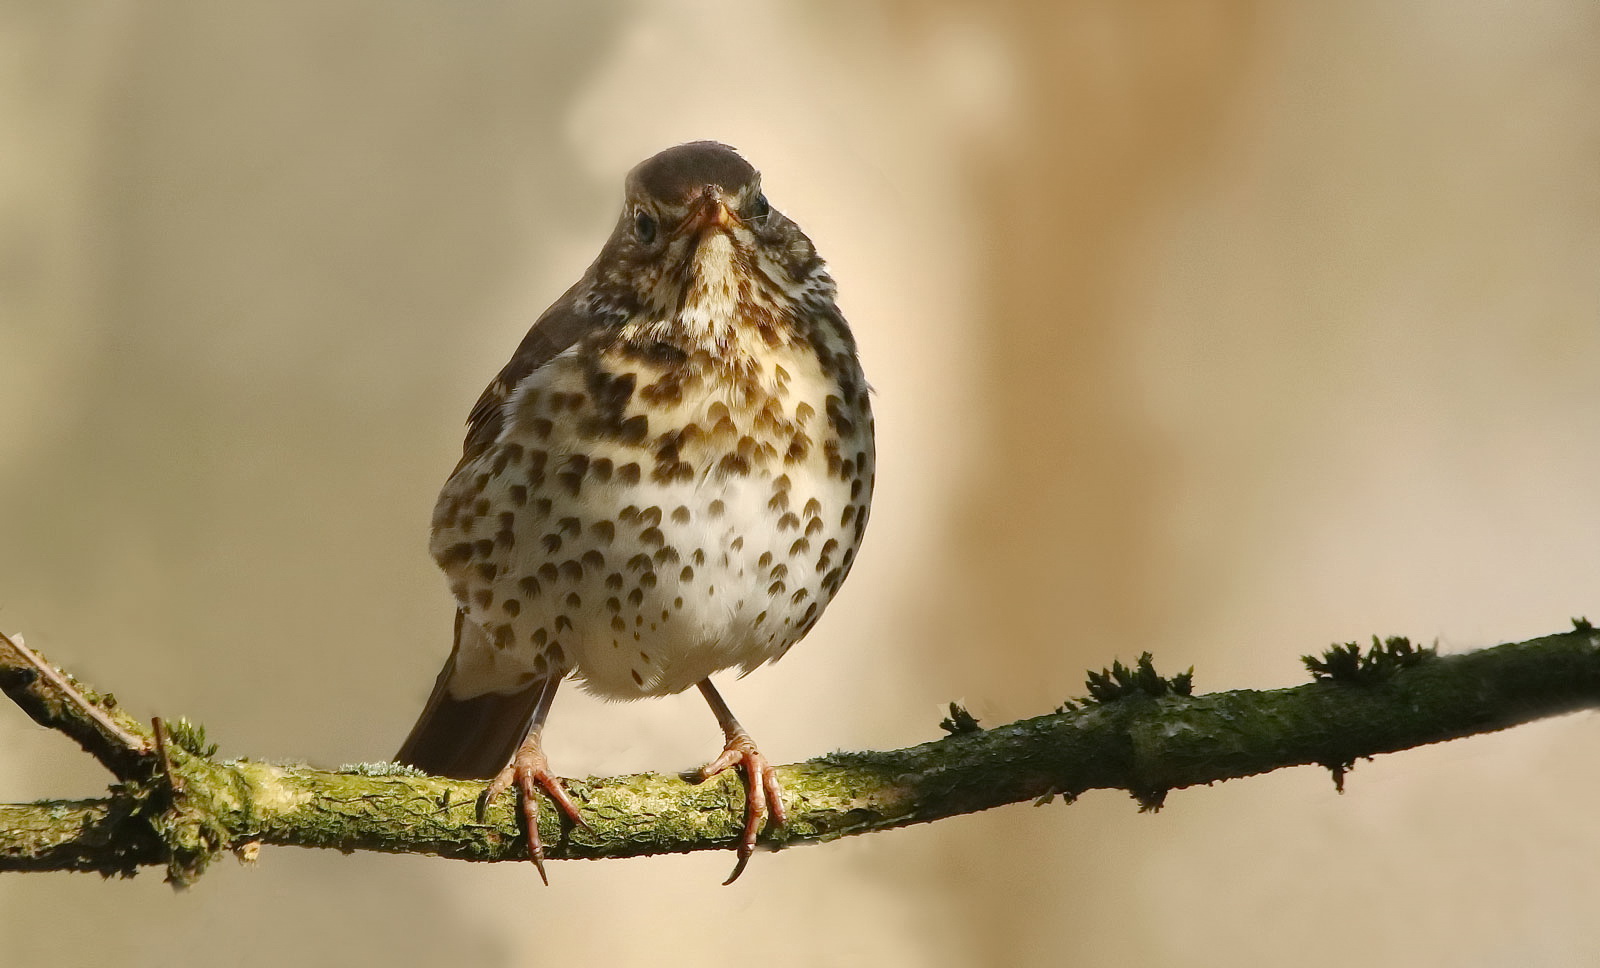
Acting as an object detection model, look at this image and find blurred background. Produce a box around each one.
[3,2,1598,965]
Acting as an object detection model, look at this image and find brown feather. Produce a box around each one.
[395,612,547,779]
[456,280,603,474]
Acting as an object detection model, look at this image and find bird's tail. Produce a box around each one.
[395,612,544,780]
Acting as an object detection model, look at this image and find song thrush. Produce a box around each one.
[396,142,874,883]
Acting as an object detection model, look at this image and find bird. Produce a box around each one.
[396,141,874,884]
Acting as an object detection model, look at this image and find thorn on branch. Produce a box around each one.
[1080,652,1194,704]
[1303,636,1436,685]
[152,718,185,795]
[145,716,219,887]
[938,702,982,735]
[1573,616,1594,633]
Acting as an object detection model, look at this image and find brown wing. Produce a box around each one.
[454,279,602,472]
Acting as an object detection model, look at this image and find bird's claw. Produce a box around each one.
[481,739,584,885]
[699,733,786,885]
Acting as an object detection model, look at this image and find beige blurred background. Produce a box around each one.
[3,2,1598,965]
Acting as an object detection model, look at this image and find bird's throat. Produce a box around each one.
[665,230,795,359]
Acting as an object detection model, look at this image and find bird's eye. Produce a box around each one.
[633,208,657,244]
[749,193,771,222]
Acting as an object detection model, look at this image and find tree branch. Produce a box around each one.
[1,624,1597,883]
[0,631,152,778]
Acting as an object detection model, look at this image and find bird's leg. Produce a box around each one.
[695,678,787,885]
[480,676,584,885]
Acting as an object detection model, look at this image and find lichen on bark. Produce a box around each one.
[2,625,1598,882]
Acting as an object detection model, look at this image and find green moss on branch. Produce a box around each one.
[1,627,1598,880]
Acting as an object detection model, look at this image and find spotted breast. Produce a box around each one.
[432,294,872,700]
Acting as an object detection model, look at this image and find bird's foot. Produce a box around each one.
[480,736,585,885]
[698,730,786,885]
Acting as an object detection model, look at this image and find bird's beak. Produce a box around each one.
[683,185,736,234]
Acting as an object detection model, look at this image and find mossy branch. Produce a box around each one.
[2,624,1598,884]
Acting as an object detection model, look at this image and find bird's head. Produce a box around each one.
[588,142,832,325]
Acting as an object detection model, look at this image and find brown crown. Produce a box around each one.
[629,142,758,204]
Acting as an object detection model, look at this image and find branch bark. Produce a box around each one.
[1,625,1597,883]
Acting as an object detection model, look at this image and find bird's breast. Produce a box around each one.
[433,319,873,701]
